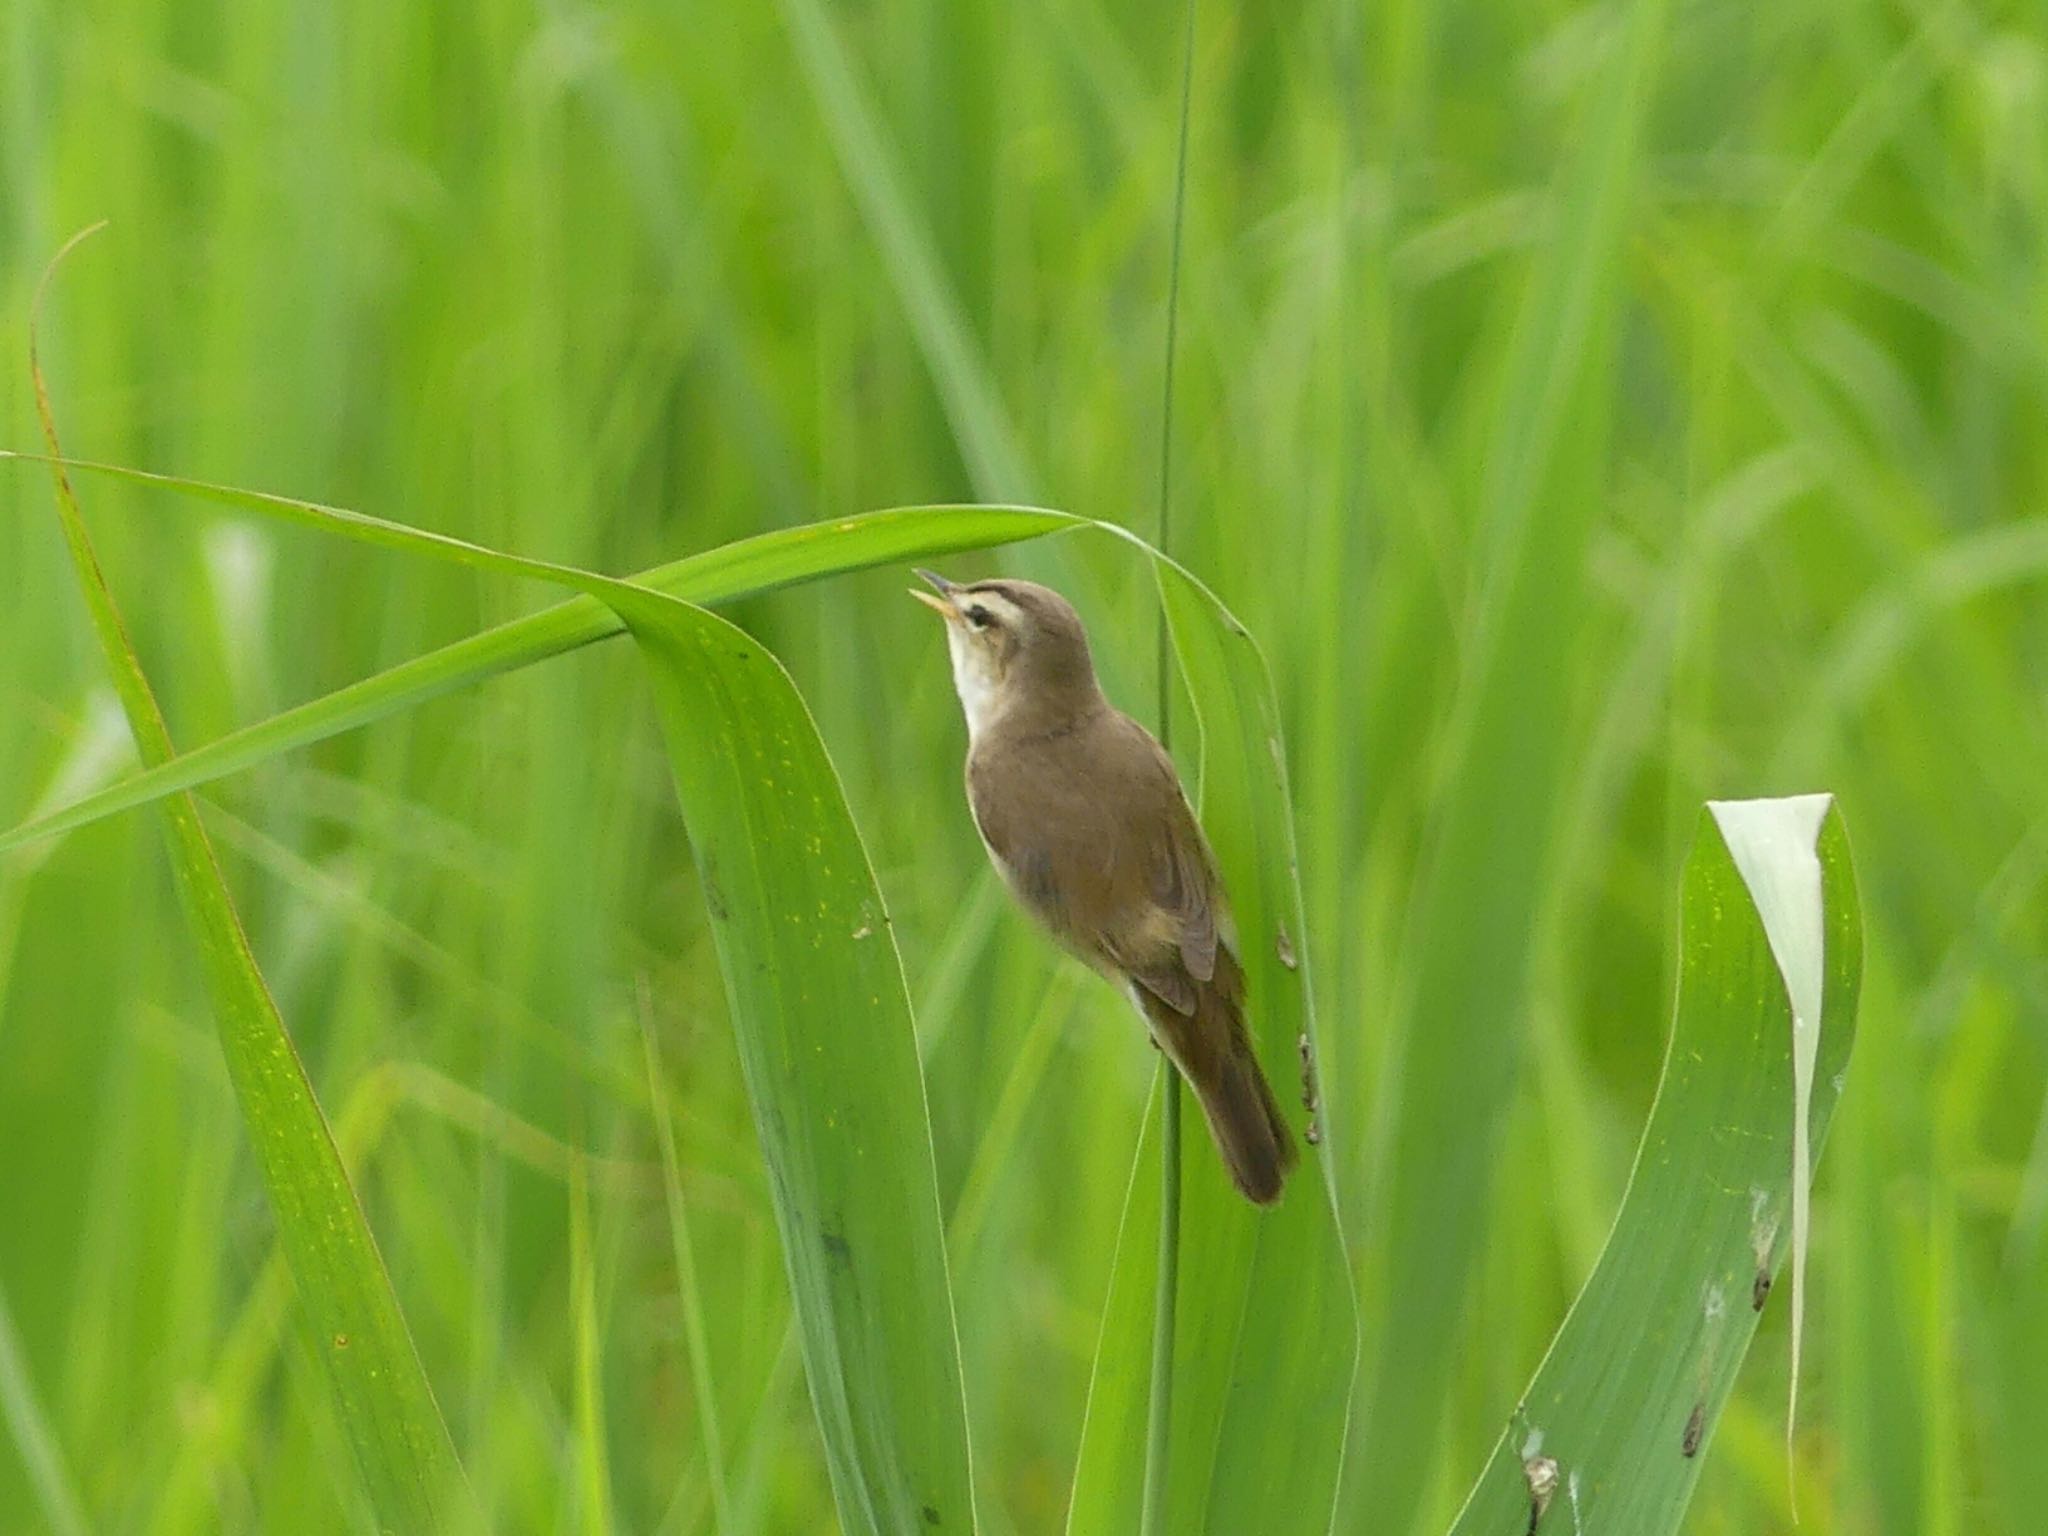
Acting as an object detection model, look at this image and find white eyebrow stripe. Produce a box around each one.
[964,591,1021,622]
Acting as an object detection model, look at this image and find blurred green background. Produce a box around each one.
[3,0,2045,1531]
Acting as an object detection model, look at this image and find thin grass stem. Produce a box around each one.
[1141,4,1198,1532]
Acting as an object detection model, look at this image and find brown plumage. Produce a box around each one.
[912,570,1297,1204]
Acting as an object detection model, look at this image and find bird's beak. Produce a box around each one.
[909,568,958,620]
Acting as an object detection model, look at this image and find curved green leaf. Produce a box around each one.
[611,587,976,1534]
[0,452,1070,855]
[1065,540,1357,1534]
[1442,796,1861,1536]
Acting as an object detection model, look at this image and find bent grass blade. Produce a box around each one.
[1442,798,1860,1536]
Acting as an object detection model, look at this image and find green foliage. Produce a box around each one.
[6,454,1858,1536]
[0,465,1073,854]
[23,277,471,1531]
[3,459,1356,1528]
[617,591,979,1536]
[1448,797,1860,1535]
[2,0,2043,1530]
[1067,551,1354,1535]
[1346,4,1668,1525]
[11,461,998,1531]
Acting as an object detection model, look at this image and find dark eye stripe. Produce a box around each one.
[965,604,993,628]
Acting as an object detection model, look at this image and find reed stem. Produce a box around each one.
[1140,4,1197,1531]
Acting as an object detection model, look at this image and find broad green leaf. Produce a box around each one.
[24,340,470,1526]
[1065,544,1357,1533]
[607,586,977,1534]
[1443,796,1861,1536]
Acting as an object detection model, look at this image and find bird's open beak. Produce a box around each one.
[909,568,958,619]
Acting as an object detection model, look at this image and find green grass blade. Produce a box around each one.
[606,584,978,1535]
[568,1154,614,1536]
[640,1005,736,1533]
[0,1289,88,1536]
[772,0,1036,499]
[1065,1082,1168,1533]
[1143,3,1199,1527]
[1443,797,1861,1536]
[1066,545,1357,1535]
[1347,1,1669,1525]
[0,454,1072,854]
[25,316,470,1528]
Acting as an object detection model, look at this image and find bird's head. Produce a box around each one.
[911,570,1100,738]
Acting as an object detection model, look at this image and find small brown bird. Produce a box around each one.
[912,569,1297,1204]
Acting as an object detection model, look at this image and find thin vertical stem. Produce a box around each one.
[640,985,735,1533]
[1153,0,1196,757]
[1141,1075,1183,1536]
[1142,5,1197,1534]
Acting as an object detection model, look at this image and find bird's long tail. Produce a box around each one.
[1137,949,1298,1204]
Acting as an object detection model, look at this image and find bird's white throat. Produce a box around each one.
[944,623,1004,742]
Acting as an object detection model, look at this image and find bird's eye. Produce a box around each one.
[964,604,993,630]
